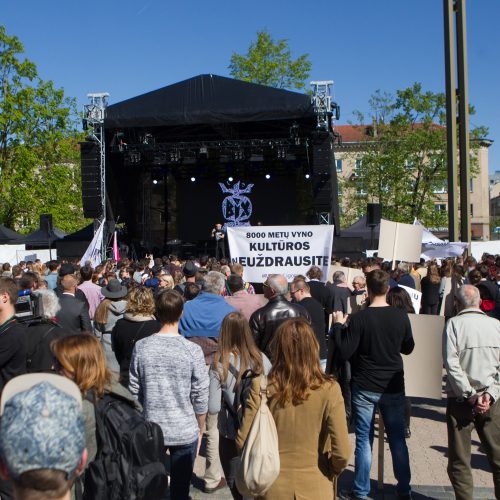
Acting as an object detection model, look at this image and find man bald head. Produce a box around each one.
[61,274,77,294]
[456,284,481,310]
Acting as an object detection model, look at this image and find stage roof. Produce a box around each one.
[105,74,315,128]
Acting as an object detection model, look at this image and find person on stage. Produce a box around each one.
[211,223,225,260]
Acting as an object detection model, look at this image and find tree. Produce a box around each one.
[0,25,88,233]
[342,83,488,228]
[229,29,311,91]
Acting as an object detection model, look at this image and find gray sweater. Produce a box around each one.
[129,333,209,446]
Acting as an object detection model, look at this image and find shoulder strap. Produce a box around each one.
[131,321,147,345]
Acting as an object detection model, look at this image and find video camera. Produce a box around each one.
[15,290,42,323]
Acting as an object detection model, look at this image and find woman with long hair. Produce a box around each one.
[112,286,161,388]
[209,312,271,500]
[52,334,140,465]
[420,263,441,315]
[387,286,415,314]
[236,318,350,499]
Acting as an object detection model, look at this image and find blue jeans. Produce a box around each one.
[166,439,197,500]
[351,383,411,499]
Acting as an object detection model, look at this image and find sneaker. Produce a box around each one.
[204,478,227,494]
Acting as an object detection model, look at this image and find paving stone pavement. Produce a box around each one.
[164,396,495,499]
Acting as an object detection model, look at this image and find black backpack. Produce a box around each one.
[82,392,168,500]
[225,365,259,431]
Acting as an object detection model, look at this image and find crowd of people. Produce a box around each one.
[0,250,497,500]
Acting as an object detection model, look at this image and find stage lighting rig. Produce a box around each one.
[153,151,167,166]
[124,150,141,166]
[310,80,334,131]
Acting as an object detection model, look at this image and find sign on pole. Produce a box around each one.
[378,219,423,264]
[227,225,334,283]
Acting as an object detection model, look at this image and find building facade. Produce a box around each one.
[334,125,492,241]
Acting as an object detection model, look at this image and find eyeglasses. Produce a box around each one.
[290,289,300,295]
[263,282,270,288]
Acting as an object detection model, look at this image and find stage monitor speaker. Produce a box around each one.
[367,203,381,226]
[80,141,102,218]
[40,214,53,234]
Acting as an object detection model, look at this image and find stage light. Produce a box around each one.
[153,179,158,185]
[265,174,271,180]
[190,176,196,182]
[305,174,310,179]
[228,176,234,182]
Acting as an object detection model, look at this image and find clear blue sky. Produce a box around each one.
[3,0,499,171]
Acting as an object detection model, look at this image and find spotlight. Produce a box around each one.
[228,176,234,182]
[305,174,310,179]
[190,176,196,182]
[265,174,271,180]
[153,179,158,185]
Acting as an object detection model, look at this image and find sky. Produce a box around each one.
[3,0,499,171]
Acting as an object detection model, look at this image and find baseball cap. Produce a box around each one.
[0,374,85,479]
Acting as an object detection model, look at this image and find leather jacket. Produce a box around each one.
[249,295,311,358]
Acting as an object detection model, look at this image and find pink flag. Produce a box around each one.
[112,231,121,262]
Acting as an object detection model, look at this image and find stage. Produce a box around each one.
[80,75,341,256]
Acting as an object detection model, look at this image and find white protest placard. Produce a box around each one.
[398,284,422,314]
[378,219,423,264]
[227,225,334,283]
[403,314,445,400]
[16,248,57,263]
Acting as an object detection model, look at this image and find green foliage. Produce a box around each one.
[345,83,488,227]
[0,25,89,233]
[229,29,311,91]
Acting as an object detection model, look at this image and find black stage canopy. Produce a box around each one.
[105,74,315,129]
[0,225,24,244]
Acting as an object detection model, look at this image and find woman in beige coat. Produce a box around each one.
[236,318,351,499]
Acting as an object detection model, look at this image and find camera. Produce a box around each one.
[15,290,42,323]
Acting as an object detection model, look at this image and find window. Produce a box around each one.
[336,159,343,172]
[356,179,367,195]
[470,203,474,217]
[470,178,473,193]
[433,184,447,194]
[355,159,362,171]
[435,204,447,212]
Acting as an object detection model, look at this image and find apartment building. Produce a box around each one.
[334,125,492,241]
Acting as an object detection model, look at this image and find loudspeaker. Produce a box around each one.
[40,214,53,234]
[80,141,102,218]
[367,203,381,226]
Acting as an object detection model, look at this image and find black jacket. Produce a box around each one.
[55,285,89,307]
[56,293,92,333]
[0,318,27,394]
[111,316,161,387]
[298,297,327,359]
[249,296,311,358]
[26,320,71,372]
